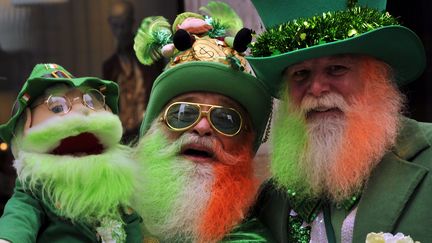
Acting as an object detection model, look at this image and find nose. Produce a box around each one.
[307,73,330,97]
[191,117,213,136]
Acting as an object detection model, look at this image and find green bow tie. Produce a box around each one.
[287,190,361,223]
[286,190,361,243]
[288,196,322,224]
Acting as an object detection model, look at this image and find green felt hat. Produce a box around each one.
[247,0,426,97]
[0,63,119,143]
[139,36,273,151]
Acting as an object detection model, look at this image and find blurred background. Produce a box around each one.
[0,0,431,214]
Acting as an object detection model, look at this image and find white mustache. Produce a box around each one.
[177,133,241,165]
[179,133,215,150]
[300,93,349,114]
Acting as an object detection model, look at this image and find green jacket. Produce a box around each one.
[0,181,143,243]
[254,117,432,243]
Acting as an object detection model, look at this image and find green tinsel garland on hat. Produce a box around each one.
[252,6,399,57]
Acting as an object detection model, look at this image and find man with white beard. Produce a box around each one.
[0,64,142,242]
[247,0,432,242]
[132,5,275,242]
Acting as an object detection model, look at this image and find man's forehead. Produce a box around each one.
[283,54,363,77]
[170,92,241,109]
[289,54,360,68]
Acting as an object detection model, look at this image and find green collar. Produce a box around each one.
[392,117,431,160]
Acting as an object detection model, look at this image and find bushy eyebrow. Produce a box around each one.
[173,95,195,103]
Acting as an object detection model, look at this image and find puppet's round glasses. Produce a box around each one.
[32,89,106,115]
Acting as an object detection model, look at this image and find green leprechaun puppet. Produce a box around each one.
[0,64,142,242]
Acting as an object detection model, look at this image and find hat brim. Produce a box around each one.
[247,25,426,97]
[140,61,272,151]
[0,77,118,143]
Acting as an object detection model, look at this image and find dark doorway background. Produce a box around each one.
[388,1,432,122]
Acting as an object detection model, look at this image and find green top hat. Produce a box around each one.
[247,0,426,97]
[0,63,119,143]
[139,36,273,151]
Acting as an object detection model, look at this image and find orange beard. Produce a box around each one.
[302,58,404,202]
[198,131,258,242]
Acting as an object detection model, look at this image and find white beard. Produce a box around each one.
[303,115,346,195]
[133,124,215,242]
[302,89,401,201]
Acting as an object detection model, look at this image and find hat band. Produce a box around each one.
[168,36,252,73]
[252,6,398,57]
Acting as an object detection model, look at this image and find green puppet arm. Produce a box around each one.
[0,180,45,243]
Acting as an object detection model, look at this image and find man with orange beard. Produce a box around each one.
[132,4,275,242]
[247,0,432,242]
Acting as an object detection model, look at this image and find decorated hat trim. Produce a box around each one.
[168,35,251,73]
[252,6,399,57]
[42,70,74,79]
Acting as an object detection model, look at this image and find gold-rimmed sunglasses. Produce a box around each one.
[161,101,243,136]
[31,89,106,115]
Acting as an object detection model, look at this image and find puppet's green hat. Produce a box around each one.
[0,63,119,143]
[247,0,426,97]
[139,36,273,152]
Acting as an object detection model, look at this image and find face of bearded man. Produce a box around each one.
[271,55,405,202]
[12,86,137,226]
[133,92,259,243]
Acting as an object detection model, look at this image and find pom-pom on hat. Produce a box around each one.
[247,0,426,97]
[135,1,273,151]
[0,63,119,143]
